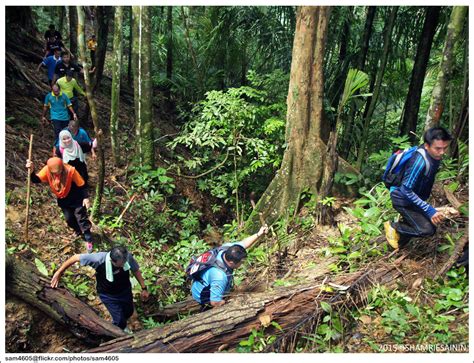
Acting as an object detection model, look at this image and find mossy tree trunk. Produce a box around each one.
[110,6,123,167]
[425,6,467,131]
[355,7,397,171]
[399,6,441,142]
[245,7,332,233]
[132,6,154,168]
[77,6,105,220]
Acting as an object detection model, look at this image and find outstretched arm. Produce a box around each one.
[51,254,80,288]
[239,225,269,250]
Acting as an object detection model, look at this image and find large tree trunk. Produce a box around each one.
[92,6,112,93]
[88,254,408,353]
[6,255,125,344]
[355,7,397,171]
[399,7,441,142]
[110,6,123,167]
[77,6,105,220]
[69,6,78,57]
[132,6,155,168]
[127,7,133,88]
[425,6,467,130]
[245,6,332,233]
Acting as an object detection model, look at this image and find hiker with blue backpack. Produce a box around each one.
[383,127,453,249]
[187,225,269,310]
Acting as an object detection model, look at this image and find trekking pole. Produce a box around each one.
[25,134,34,242]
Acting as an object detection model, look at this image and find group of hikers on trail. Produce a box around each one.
[25,24,465,334]
[29,24,99,253]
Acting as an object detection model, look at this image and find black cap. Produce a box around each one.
[66,69,74,77]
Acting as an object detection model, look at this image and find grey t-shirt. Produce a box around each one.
[79,251,139,271]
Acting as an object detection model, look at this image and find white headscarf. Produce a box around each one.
[59,129,85,164]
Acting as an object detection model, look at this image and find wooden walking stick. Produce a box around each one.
[115,194,137,224]
[25,134,33,242]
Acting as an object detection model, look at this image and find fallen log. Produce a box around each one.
[6,254,126,345]
[435,226,469,278]
[147,297,201,321]
[88,254,407,353]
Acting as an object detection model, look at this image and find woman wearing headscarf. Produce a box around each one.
[26,157,94,253]
[56,129,89,183]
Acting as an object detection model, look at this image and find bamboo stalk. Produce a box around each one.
[24,134,34,242]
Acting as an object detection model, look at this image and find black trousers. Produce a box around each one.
[61,205,92,240]
[391,202,436,246]
[99,289,134,329]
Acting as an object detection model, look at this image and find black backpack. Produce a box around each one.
[185,246,233,283]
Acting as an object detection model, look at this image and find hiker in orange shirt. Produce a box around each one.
[26,157,94,253]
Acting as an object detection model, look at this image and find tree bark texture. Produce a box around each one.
[400,6,441,142]
[132,6,155,168]
[5,255,125,344]
[425,6,467,131]
[88,254,408,353]
[69,6,78,57]
[77,6,105,220]
[245,6,332,233]
[110,6,123,167]
[92,6,112,93]
[356,7,398,171]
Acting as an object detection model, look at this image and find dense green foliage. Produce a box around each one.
[8,5,469,353]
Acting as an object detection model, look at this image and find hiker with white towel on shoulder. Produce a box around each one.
[50,246,149,333]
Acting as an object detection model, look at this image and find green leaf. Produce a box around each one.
[320,301,332,313]
[35,258,49,276]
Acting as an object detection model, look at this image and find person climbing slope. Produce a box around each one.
[56,69,85,116]
[51,245,149,332]
[56,129,90,184]
[55,119,97,160]
[26,157,94,252]
[188,225,269,310]
[384,127,453,249]
[41,84,78,146]
[37,48,62,86]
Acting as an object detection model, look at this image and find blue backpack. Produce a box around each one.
[382,146,430,189]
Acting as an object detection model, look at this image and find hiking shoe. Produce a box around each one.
[123,327,133,335]
[384,221,400,249]
[85,242,93,254]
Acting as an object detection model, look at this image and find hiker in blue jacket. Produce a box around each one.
[384,127,452,249]
[191,225,268,309]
